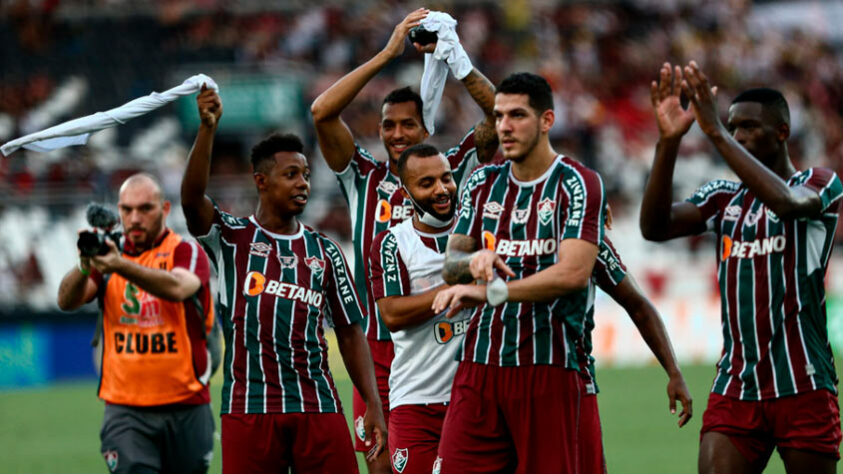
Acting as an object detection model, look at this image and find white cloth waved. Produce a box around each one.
[419,12,473,135]
[1,74,219,157]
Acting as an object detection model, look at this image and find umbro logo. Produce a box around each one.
[249,242,273,257]
[723,205,741,221]
[377,180,399,195]
[483,202,504,220]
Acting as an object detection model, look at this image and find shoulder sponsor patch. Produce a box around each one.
[483,202,504,220]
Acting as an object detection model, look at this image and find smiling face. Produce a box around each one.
[379,101,429,168]
[401,152,457,222]
[727,102,788,168]
[254,152,311,218]
[118,175,170,251]
[494,93,553,162]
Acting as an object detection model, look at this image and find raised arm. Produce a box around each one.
[640,63,708,241]
[604,274,692,427]
[181,86,222,237]
[682,61,823,220]
[461,69,498,163]
[311,9,429,172]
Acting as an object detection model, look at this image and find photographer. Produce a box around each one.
[57,173,216,474]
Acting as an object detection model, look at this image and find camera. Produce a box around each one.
[77,203,122,257]
[409,26,437,46]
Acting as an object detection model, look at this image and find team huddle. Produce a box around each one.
[56,8,841,474]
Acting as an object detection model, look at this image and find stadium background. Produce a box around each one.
[1,0,842,472]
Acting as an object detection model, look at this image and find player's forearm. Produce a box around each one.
[310,51,392,123]
[505,264,591,303]
[113,260,195,302]
[707,132,816,219]
[335,323,382,408]
[640,137,682,241]
[57,267,94,310]
[627,300,683,378]
[461,69,496,118]
[442,250,476,285]
[378,286,445,332]
[181,124,217,236]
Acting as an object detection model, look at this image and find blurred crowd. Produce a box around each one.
[2,0,843,308]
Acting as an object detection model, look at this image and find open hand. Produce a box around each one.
[89,239,123,274]
[681,61,721,137]
[431,284,486,318]
[363,403,387,461]
[383,8,430,59]
[667,374,693,428]
[470,249,515,282]
[197,84,222,128]
[650,63,695,140]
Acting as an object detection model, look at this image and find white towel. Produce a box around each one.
[419,12,473,135]
[1,74,219,157]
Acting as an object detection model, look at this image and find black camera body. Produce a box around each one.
[77,203,122,257]
[409,26,437,46]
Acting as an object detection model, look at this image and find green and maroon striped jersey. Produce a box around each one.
[453,155,607,368]
[582,236,628,394]
[196,206,364,414]
[335,129,480,341]
[687,168,843,400]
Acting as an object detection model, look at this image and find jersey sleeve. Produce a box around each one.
[194,200,249,272]
[321,237,365,328]
[446,128,480,189]
[593,236,628,290]
[560,166,606,246]
[685,179,741,232]
[335,145,381,207]
[453,166,488,243]
[172,239,211,285]
[802,168,843,213]
[369,231,412,301]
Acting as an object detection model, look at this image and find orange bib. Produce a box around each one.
[98,232,212,406]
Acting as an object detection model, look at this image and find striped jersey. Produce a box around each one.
[369,220,468,408]
[453,155,607,368]
[336,129,480,341]
[196,206,364,414]
[687,167,842,400]
[582,236,628,394]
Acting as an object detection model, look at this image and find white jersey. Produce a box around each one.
[369,219,469,408]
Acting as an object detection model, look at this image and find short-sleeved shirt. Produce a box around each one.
[453,155,607,368]
[368,219,468,408]
[335,129,480,341]
[581,236,628,394]
[196,206,364,414]
[686,168,843,400]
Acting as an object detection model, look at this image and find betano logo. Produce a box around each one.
[496,238,557,257]
[375,200,412,223]
[434,319,470,344]
[721,235,786,261]
[243,271,323,307]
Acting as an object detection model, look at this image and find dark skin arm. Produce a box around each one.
[640,63,708,241]
[57,256,98,311]
[310,9,429,172]
[681,61,823,220]
[334,323,386,461]
[603,274,692,427]
[377,285,448,332]
[181,86,222,237]
[459,69,498,163]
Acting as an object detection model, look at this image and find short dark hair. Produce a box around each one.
[250,133,304,172]
[732,88,790,126]
[397,143,440,182]
[496,73,554,113]
[383,86,425,129]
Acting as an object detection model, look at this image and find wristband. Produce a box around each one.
[486,277,508,307]
[78,262,91,276]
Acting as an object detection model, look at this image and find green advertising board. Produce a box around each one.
[176,74,303,132]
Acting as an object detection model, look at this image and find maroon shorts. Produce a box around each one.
[701,389,842,464]
[388,403,448,474]
[221,412,357,474]
[580,392,607,474]
[353,338,394,451]
[437,362,583,473]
